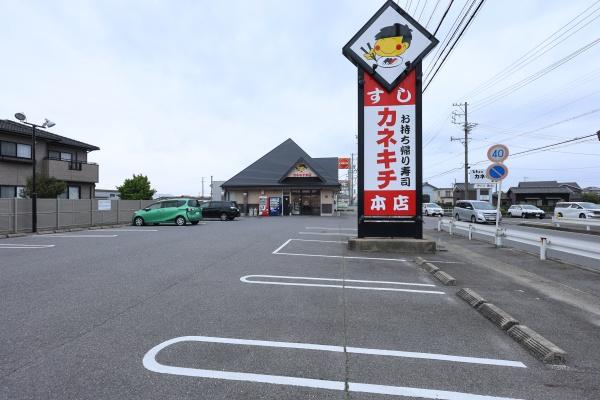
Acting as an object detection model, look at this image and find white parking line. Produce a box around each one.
[299,232,356,236]
[0,244,55,249]
[35,234,118,238]
[289,238,347,244]
[97,229,158,232]
[272,238,408,262]
[143,336,525,400]
[241,275,444,294]
[305,227,358,231]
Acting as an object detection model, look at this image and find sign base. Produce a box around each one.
[348,236,434,253]
[358,218,423,239]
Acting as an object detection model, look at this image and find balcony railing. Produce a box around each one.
[42,158,99,183]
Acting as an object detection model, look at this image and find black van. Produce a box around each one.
[199,201,241,221]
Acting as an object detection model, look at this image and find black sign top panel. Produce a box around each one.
[343,0,438,92]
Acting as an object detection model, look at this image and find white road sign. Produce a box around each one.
[469,168,494,189]
[487,144,509,163]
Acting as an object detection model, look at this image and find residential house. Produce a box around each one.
[0,119,99,199]
[505,181,581,209]
[436,187,453,205]
[422,182,438,203]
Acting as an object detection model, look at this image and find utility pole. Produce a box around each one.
[210,175,213,199]
[451,102,477,200]
[349,153,355,206]
[201,177,205,198]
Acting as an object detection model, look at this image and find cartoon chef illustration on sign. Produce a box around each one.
[362,23,412,68]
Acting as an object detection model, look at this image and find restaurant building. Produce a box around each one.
[222,139,341,216]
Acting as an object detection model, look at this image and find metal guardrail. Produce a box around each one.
[437,218,600,261]
[552,216,600,231]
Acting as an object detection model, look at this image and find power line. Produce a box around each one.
[425,132,600,180]
[433,0,455,36]
[470,38,600,111]
[424,0,473,80]
[423,0,487,92]
[425,0,442,29]
[465,1,600,98]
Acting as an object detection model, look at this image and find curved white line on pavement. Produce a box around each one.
[142,336,525,400]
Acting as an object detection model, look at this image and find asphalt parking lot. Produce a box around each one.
[1,216,599,399]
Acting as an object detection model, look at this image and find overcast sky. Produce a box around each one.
[1,0,599,195]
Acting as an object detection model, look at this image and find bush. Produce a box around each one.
[117,174,156,200]
[23,176,67,198]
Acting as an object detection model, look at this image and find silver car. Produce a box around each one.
[453,200,500,224]
[507,204,545,219]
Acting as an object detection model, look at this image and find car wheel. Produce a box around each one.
[175,216,186,226]
[133,217,144,226]
[557,212,563,218]
[470,216,476,223]
[455,213,460,221]
[579,213,586,219]
[153,223,159,226]
[538,215,544,219]
[507,212,512,218]
[425,210,429,216]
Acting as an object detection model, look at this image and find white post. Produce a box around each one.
[468,224,473,240]
[437,218,442,232]
[494,181,503,247]
[540,237,547,260]
[449,220,454,236]
[13,197,18,233]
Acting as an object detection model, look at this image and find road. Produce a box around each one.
[1,216,599,399]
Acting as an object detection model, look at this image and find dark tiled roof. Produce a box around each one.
[0,119,99,151]
[222,139,340,188]
[508,187,571,194]
[517,181,559,188]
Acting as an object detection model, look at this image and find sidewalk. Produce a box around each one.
[425,228,600,377]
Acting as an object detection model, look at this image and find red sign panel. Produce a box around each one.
[338,157,350,169]
[363,70,416,217]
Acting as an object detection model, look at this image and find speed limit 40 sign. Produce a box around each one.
[487,144,509,163]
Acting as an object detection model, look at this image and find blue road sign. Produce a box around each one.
[486,163,508,181]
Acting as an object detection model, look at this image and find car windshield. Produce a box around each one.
[580,202,600,209]
[427,203,439,207]
[522,205,538,210]
[472,202,495,210]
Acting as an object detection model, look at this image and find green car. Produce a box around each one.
[132,198,202,226]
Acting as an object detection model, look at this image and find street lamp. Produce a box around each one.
[14,113,56,233]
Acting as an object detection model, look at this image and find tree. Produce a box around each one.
[582,192,600,204]
[23,176,67,198]
[117,174,156,200]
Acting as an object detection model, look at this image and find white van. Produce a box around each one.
[554,202,600,219]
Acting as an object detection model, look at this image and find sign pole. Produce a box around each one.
[495,180,502,232]
[357,70,365,237]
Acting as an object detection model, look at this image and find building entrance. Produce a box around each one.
[291,190,321,216]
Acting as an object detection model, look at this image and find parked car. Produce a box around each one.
[132,198,202,226]
[422,202,444,217]
[507,204,545,219]
[554,202,600,219]
[200,200,240,221]
[453,200,500,224]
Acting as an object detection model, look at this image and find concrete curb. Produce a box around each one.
[415,256,425,266]
[507,324,567,364]
[7,233,27,238]
[36,231,54,235]
[433,270,456,286]
[53,229,67,233]
[422,262,439,273]
[68,228,84,232]
[89,226,102,230]
[477,303,519,330]
[456,288,487,308]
